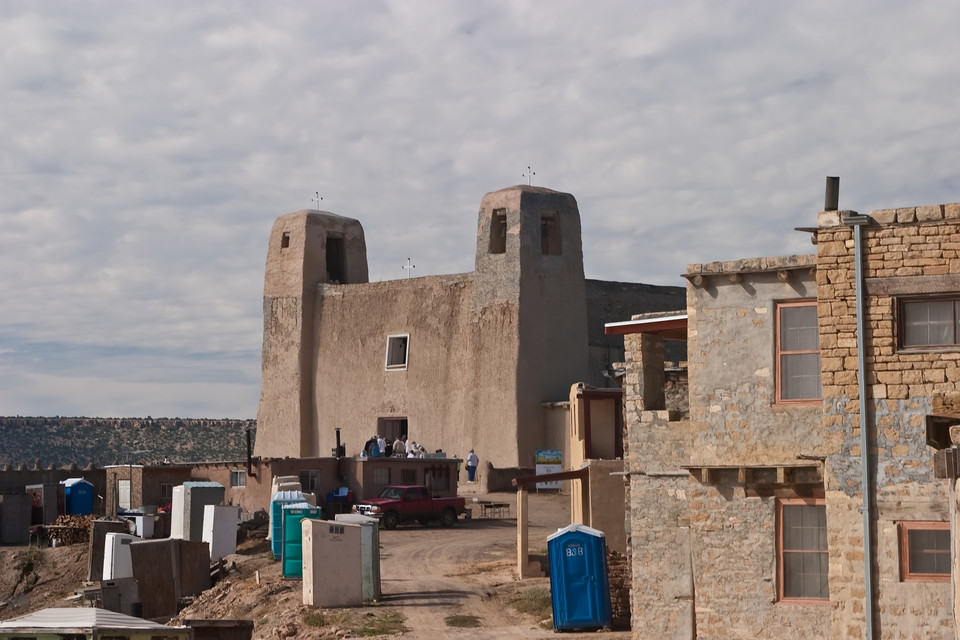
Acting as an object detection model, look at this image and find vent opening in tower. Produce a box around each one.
[489,209,507,254]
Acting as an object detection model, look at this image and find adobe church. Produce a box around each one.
[255,185,683,469]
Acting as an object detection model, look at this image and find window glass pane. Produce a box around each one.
[781,353,821,400]
[781,306,819,351]
[781,503,829,599]
[904,301,955,345]
[908,528,950,575]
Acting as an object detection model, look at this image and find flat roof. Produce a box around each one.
[604,314,687,338]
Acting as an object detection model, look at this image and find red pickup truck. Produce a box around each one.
[352,485,466,529]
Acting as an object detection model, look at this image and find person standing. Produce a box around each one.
[466,449,479,483]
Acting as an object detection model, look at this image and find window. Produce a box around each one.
[385,334,409,370]
[777,498,828,602]
[541,213,561,255]
[373,467,391,485]
[160,483,174,505]
[899,521,950,582]
[776,301,821,403]
[489,209,507,254]
[230,470,246,488]
[901,297,960,347]
[299,470,318,492]
[281,231,290,249]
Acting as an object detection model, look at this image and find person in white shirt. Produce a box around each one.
[466,449,479,482]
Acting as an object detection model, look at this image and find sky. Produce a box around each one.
[3,1,960,420]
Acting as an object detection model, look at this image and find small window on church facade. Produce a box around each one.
[541,214,561,255]
[385,334,409,370]
[489,209,507,254]
[281,231,290,249]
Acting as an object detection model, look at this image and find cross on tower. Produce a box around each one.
[402,257,416,278]
[523,165,536,186]
[311,192,323,209]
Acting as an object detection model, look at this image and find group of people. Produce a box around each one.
[360,434,480,482]
[362,434,428,458]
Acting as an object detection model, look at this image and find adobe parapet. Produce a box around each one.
[817,203,960,228]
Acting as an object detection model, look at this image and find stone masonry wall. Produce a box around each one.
[816,206,955,638]
[685,262,825,466]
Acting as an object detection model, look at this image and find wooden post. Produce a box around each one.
[517,486,531,578]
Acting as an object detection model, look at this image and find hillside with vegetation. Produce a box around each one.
[0,416,256,468]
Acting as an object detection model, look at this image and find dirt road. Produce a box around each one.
[374,491,631,639]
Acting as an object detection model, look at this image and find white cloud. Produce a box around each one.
[3,0,960,417]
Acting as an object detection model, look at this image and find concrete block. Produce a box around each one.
[102,532,139,580]
[0,493,31,544]
[130,539,178,620]
[202,505,239,561]
[172,482,225,542]
[872,209,898,224]
[87,520,131,581]
[303,519,363,607]
[335,513,382,601]
[917,205,944,221]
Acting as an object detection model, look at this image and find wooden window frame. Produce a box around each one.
[775,300,821,405]
[898,521,950,582]
[898,296,960,350]
[776,497,829,604]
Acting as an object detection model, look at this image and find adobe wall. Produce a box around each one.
[816,206,956,638]
[308,273,523,465]
[584,279,686,387]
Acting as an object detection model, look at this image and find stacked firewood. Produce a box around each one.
[46,514,95,546]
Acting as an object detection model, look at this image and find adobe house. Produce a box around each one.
[622,183,957,638]
[255,185,685,479]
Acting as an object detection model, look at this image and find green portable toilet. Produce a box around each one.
[281,502,322,578]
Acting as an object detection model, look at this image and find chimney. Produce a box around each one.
[825,176,840,211]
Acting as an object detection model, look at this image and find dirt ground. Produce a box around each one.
[0,492,632,639]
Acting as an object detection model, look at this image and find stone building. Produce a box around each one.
[255,185,684,473]
[623,195,958,638]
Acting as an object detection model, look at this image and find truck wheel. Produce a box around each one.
[383,511,399,530]
[440,508,456,528]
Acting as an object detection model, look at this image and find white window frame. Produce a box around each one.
[385,334,410,371]
[230,470,246,488]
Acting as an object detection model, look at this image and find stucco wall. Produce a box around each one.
[310,274,499,462]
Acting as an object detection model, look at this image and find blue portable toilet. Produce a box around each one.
[281,502,322,578]
[547,523,612,631]
[270,490,306,559]
[61,478,94,515]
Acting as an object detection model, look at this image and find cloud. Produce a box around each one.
[3,0,960,417]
